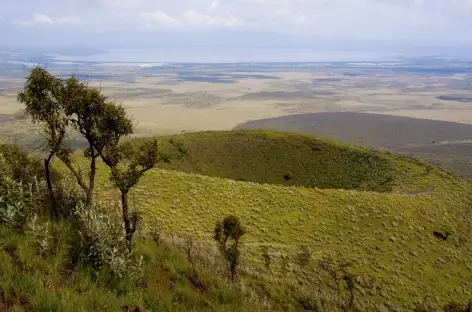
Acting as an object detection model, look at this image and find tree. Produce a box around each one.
[319,258,358,311]
[59,77,131,208]
[18,68,126,209]
[19,67,166,250]
[214,215,246,282]
[18,67,68,217]
[101,139,160,251]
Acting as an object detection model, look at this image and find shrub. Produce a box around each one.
[414,301,439,312]
[26,214,52,256]
[297,246,311,266]
[284,172,293,181]
[443,301,472,312]
[318,258,359,311]
[297,295,321,311]
[261,246,271,270]
[0,151,46,229]
[70,202,143,282]
[0,144,46,184]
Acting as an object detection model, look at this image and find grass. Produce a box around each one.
[235,113,472,179]
[152,130,401,192]
[0,221,269,312]
[54,130,472,310]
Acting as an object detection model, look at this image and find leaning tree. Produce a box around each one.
[18,67,68,216]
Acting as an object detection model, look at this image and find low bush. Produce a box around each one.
[70,202,143,284]
[0,151,46,229]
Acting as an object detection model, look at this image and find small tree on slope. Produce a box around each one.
[101,139,161,251]
[214,215,246,282]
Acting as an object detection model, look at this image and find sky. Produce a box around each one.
[1,0,472,61]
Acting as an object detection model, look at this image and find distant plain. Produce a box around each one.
[1,56,472,150]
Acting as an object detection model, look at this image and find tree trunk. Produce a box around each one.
[58,156,88,199]
[230,264,236,283]
[86,152,96,208]
[44,153,56,218]
[121,190,133,251]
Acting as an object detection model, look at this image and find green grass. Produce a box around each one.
[152,130,403,192]
[235,112,472,180]
[57,130,472,310]
[0,222,269,312]
[1,128,471,310]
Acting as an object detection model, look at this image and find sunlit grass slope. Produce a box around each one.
[64,130,472,309]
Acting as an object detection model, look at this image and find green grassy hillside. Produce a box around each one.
[67,130,472,310]
[153,130,403,192]
[235,112,472,179]
[0,144,276,312]
[0,224,265,312]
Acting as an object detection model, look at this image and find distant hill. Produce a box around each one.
[235,112,472,179]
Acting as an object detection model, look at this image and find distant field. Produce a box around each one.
[236,112,472,179]
[437,95,472,102]
[3,58,472,146]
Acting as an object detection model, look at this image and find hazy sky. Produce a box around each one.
[1,0,472,59]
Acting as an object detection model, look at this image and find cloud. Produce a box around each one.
[184,10,242,27]
[100,0,141,9]
[292,14,308,25]
[209,0,219,11]
[4,0,472,47]
[141,10,183,27]
[14,13,82,27]
[33,13,54,24]
[56,16,82,25]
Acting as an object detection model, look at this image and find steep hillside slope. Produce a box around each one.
[235,112,472,179]
[152,130,426,192]
[64,130,472,310]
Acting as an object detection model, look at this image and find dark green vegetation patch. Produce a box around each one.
[154,130,396,192]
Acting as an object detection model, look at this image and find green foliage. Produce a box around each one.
[0,143,47,183]
[108,139,160,192]
[103,138,161,251]
[214,215,246,282]
[0,221,267,312]
[18,67,135,208]
[70,202,142,281]
[0,134,471,311]
[52,130,472,309]
[17,67,67,155]
[0,148,46,228]
[26,214,52,256]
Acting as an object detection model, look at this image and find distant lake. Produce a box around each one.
[50,48,403,63]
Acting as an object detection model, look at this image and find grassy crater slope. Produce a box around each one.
[235,112,472,180]
[154,130,397,192]
[64,130,472,309]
